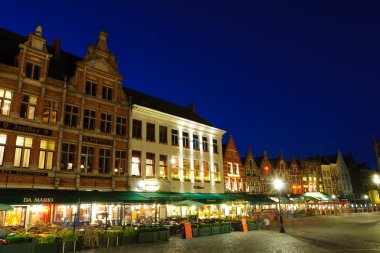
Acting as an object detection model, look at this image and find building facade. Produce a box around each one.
[127,88,225,193]
[243,147,261,193]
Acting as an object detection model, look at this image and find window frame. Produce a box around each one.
[116,116,127,136]
[100,113,112,133]
[83,109,96,130]
[85,80,97,96]
[102,85,113,101]
[64,104,79,127]
[132,120,142,139]
[146,123,155,142]
[25,62,41,80]
[98,148,111,174]
[171,129,179,146]
[43,100,58,124]
[61,143,76,172]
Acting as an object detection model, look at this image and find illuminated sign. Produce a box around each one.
[23,198,54,203]
[136,179,160,191]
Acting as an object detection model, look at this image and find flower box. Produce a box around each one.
[221,222,231,233]
[198,225,211,236]
[0,242,35,253]
[138,232,153,244]
[211,224,221,235]
[122,234,138,245]
[35,242,59,253]
[160,230,169,241]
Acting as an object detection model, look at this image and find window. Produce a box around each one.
[102,86,113,101]
[0,134,7,166]
[25,62,40,80]
[213,139,218,153]
[183,132,189,148]
[246,170,251,176]
[213,163,219,181]
[99,148,111,174]
[234,164,239,174]
[171,156,179,179]
[83,109,96,130]
[100,113,112,133]
[193,134,199,150]
[203,161,210,181]
[61,143,76,171]
[14,136,33,168]
[146,123,155,142]
[20,95,37,119]
[171,129,178,146]
[202,137,208,152]
[157,126,167,144]
[132,120,142,139]
[43,100,58,124]
[116,117,127,136]
[80,146,94,173]
[0,89,12,115]
[159,155,167,178]
[183,158,190,180]
[146,153,155,177]
[194,160,200,180]
[85,80,97,96]
[228,163,233,174]
[64,105,79,127]
[131,151,141,176]
[115,150,127,175]
[38,140,55,170]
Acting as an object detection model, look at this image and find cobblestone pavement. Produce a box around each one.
[79,212,380,253]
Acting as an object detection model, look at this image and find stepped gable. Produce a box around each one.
[0,27,80,81]
[125,87,213,127]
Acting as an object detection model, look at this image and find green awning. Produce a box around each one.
[106,192,153,203]
[135,192,185,203]
[175,193,236,204]
[226,193,275,204]
[0,189,76,204]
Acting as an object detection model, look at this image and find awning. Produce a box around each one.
[0,189,76,204]
[175,193,236,204]
[226,193,275,204]
[134,192,185,203]
[106,192,153,203]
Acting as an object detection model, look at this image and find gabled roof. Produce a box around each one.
[0,27,80,81]
[125,87,213,127]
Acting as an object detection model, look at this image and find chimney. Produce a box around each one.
[188,103,195,113]
[52,38,61,58]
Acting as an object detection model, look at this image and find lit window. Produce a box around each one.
[171,156,179,179]
[0,89,12,115]
[14,136,33,168]
[203,161,210,181]
[146,153,155,177]
[159,155,168,179]
[228,163,233,174]
[183,158,190,180]
[214,163,220,181]
[194,160,200,180]
[0,134,7,166]
[131,151,141,176]
[20,95,37,119]
[43,100,58,124]
[38,140,55,170]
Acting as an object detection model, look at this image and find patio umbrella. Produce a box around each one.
[174,199,205,207]
[0,204,13,211]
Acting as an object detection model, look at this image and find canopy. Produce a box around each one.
[0,204,13,211]
[174,199,205,207]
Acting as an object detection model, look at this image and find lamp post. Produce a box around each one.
[364,195,369,213]
[273,178,286,233]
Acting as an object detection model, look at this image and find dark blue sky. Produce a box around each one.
[1,1,379,167]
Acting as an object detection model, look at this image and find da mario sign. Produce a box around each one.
[23,198,54,203]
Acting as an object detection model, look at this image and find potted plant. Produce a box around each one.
[138,227,153,244]
[159,226,169,241]
[198,223,211,236]
[104,230,121,248]
[59,230,78,253]
[122,227,138,245]
[0,233,35,253]
[35,234,58,253]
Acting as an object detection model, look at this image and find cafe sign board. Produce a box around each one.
[23,198,54,203]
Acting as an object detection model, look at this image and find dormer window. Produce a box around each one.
[25,62,40,80]
[85,81,97,96]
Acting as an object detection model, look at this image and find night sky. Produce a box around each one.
[1,1,379,168]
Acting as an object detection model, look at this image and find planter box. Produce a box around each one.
[248,222,256,231]
[211,225,221,235]
[138,232,153,244]
[191,228,199,237]
[105,236,120,248]
[59,241,78,253]
[152,231,160,242]
[0,242,34,253]
[255,221,264,230]
[35,242,59,253]
[198,226,211,236]
[122,235,138,245]
[160,231,169,241]
[221,223,231,233]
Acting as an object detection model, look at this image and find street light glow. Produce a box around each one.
[374,174,380,185]
[273,178,284,191]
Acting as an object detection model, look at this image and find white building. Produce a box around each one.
[125,88,226,193]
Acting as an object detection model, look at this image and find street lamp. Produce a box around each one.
[273,178,286,233]
[364,195,369,213]
[374,174,380,189]
[332,194,336,215]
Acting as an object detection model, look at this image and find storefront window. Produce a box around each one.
[28,204,51,225]
[4,206,26,227]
